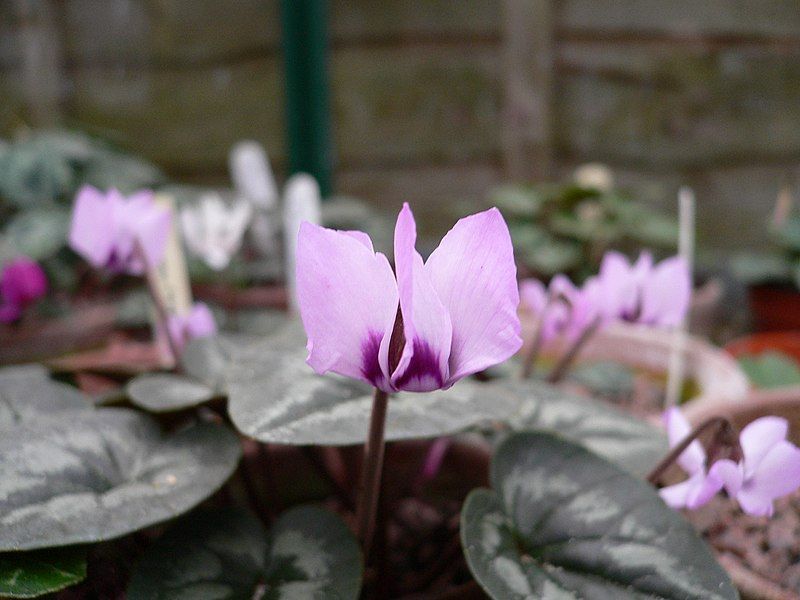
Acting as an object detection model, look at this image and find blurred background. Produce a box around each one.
[1,0,799,251]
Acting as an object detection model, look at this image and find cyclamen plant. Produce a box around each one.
[656,408,800,517]
[297,202,521,554]
[520,249,691,381]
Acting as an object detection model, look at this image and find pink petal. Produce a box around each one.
[659,472,707,509]
[707,459,744,496]
[740,416,789,475]
[598,251,637,320]
[663,407,706,475]
[685,474,725,510]
[296,222,398,390]
[640,256,690,327]
[68,185,116,268]
[186,303,217,338]
[389,204,452,392]
[519,279,548,314]
[425,207,522,383]
[737,441,800,515]
[342,230,374,250]
[125,193,171,274]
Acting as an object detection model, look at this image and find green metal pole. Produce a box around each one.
[280,0,333,198]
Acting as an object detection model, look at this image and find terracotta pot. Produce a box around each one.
[541,322,750,419]
[725,331,800,364]
[749,283,800,332]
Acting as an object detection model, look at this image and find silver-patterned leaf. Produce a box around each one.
[0,365,90,427]
[461,432,738,600]
[127,506,362,600]
[227,348,521,445]
[0,547,87,598]
[0,409,241,550]
[126,374,216,413]
[500,379,667,478]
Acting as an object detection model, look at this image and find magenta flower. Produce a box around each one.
[167,302,217,351]
[705,417,800,517]
[69,185,172,275]
[0,257,48,323]
[659,408,724,510]
[598,251,690,327]
[297,203,522,393]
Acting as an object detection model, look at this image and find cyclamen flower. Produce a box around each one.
[167,302,217,351]
[659,408,724,510]
[598,251,690,327]
[660,408,800,517]
[297,203,522,393]
[705,417,800,517]
[180,193,252,271]
[0,257,47,323]
[519,274,603,343]
[69,186,171,275]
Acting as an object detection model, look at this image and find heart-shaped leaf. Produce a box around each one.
[0,547,87,598]
[461,432,737,600]
[127,506,362,600]
[180,334,243,391]
[126,374,216,413]
[227,348,521,445]
[0,365,90,427]
[0,409,241,550]
[501,379,667,478]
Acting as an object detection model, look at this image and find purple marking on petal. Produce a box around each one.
[394,337,445,391]
[360,330,385,388]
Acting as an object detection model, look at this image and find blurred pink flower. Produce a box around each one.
[167,302,217,351]
[705,417,800,517]
[519,274,604,343]
[659,407,724,510]
[598,251,690,327]
[297,203,522,393]
[0,257,47,323]
[660,408,800,517]
[68,185,171,275]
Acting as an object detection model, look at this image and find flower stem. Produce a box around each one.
[545,316,601,383]
[646,415,735,485]
[356,387,389,561]
[133,239,182,368]
[519,295,553,380]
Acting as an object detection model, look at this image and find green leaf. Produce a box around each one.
[126,374,217,413]
[227,348,521,445]
[567,361,635,401]
[180,334,242,391]
[490,185,542,219]
[0,365,90,427]
[729,252,792,285]
[0,408,241,550]
[738,351,800,389]
[461,432,738,600]
[0,208,70,262]
[518,239,582,276]
[0,547,87,598]
[127,506,362,600]
[500,379,667,478]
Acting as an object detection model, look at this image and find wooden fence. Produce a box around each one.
[2,0,800,249]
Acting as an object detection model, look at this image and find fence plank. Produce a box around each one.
[559,0,800,39]
[555,46,800,166]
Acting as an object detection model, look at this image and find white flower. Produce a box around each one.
[574,163,614,193]
[180,193,252,270]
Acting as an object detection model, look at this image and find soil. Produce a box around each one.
[686,491,800,600]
